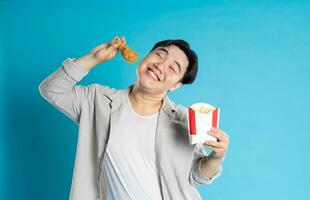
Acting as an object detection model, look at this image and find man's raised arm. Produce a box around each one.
[38,36,123,124]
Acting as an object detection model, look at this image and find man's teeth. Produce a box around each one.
[149,69,160,81]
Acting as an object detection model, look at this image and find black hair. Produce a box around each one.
[149,39,198,85]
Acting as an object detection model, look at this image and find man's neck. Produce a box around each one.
[128,84,164,116]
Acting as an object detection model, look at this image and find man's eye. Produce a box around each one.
[170,66,176,73]
[156,53,163,59]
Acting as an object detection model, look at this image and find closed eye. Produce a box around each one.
[156,53,163,59]
[170,66,176,73]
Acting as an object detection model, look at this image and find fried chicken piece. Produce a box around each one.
[111,38,139,63]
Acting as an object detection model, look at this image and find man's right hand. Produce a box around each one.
[73,36,126,72]
[90,36,126,64]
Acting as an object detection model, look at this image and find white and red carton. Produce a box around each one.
[187,103,220,145]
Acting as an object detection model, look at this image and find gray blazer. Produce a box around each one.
[39,58,222,200]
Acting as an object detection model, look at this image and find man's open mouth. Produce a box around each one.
[147,67,161,82]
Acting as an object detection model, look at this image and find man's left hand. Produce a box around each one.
[203,127,229,160]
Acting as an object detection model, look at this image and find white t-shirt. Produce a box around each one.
[100,93,162,200]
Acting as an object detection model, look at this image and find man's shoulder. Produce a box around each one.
[175,103,187,114]
[89,83,118,95]
[168,99,188,120]
[166,100,190,135]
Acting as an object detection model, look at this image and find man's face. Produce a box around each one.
[136,45,189,95]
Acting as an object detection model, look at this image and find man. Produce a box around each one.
[39,36,229,200]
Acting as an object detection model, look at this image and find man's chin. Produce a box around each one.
[137,78,163,93]
[141,73,160,84]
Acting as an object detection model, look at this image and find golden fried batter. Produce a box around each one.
[111,38,139,63]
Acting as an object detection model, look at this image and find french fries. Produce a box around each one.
[191,105,215,114]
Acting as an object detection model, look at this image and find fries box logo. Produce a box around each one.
[187,103,220,145]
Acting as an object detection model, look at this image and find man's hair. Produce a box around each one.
[149,39,198,85]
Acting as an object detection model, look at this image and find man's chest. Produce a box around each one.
[106,105,159,160]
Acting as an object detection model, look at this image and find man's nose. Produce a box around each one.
[153,63,165,74]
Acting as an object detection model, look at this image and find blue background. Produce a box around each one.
[1,0,309,199]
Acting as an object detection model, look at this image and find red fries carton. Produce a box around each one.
[187,103,220,145]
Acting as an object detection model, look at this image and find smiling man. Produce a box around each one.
[39,36,229,200]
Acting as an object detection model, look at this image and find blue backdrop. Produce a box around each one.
[1,0,309,199]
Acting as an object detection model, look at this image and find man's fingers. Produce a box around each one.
[203,144,225,151]
[204,141,224,149]
[91,35,120,55]
[208,129,229,142]
[102,45,118,58]
[107,49,118,59]
[91,43,109,55]
[110,36,121,46]
[121,36,126,45]
[100,45,118,60]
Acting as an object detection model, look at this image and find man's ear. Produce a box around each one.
[169,82,182,92]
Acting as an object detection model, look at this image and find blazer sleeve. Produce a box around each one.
[38,57,97,125]
[189,144,223,187]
